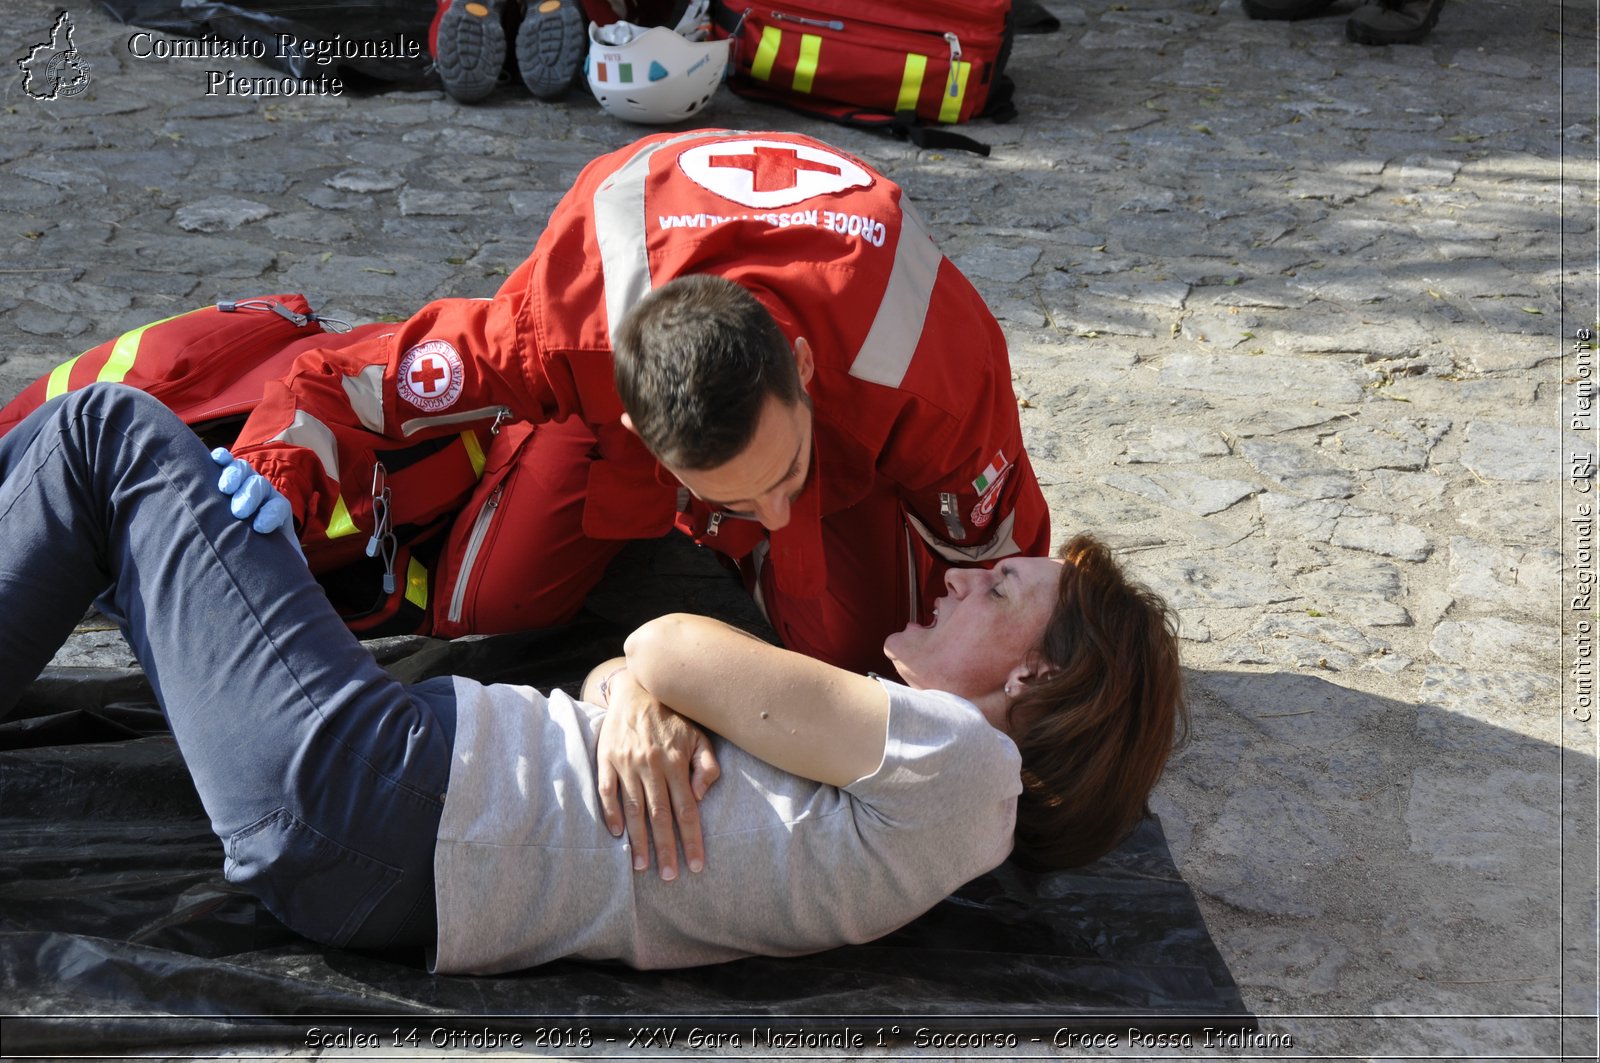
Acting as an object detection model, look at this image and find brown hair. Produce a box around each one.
[1007,534,1188,870]
[613,275,803,470]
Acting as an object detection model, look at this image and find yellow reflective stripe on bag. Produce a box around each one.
[898,53,927,113]
[752,24,781,80]
[98,311,184,384]
[43,355,81,402]
[939,60,971,123]
[44,309,190,400]
[793,33,821,93]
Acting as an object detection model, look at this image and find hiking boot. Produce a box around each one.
[516,0,588,100]
[1242,0,1337,19]
[1346,0,1447,45]
[431,0,511,103]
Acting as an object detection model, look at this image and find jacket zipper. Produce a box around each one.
[447,482,503,624]
[940,491,966,539]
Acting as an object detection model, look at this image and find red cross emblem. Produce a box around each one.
[677,137,873,209]
[708,146,842,194]
[409,357,448,394]
[396,339,464,412]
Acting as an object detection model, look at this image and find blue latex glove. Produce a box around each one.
[211,448,294,534]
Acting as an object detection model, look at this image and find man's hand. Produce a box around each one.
[211,448,293,534]
[596,667,720,881]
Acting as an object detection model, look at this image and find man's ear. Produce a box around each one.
[793,337,815,388]
[620,411,638,436]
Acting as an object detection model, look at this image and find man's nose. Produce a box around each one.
[752,492,792,530]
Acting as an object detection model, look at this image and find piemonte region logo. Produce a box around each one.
[19,11,93,100]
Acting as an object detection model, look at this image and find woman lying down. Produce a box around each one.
[0,385,1187,975]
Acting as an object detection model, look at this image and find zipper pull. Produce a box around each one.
[308,310,352,333]
[216,298,307,326]
[944,32,962,98]
[269,301,311,327]
[364,461,399,595]
[365,463,390,558]
[706,511,723,537]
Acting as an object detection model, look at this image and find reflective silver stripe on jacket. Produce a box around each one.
[270,410,341,482]
[593,129,733,346]
[905,509,1020,564]
[399,405,513,438]
[342,364,386,434]
[848,200,943,389]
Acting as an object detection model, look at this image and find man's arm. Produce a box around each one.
[229,294,572,540]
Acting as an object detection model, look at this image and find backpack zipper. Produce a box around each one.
[772,10,843,30]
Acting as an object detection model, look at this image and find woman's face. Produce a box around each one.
[883,557,1065,717]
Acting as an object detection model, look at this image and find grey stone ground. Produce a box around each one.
[2,0,1597,1059]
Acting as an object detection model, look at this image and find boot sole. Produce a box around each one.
[435,1,507,103]
[516,0,586,100]
[1346,0,1446,44]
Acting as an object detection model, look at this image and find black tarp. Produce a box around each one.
[2,585,1251,1055]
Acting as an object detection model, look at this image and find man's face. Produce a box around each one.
[666,392,814,531]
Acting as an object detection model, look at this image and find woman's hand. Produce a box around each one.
[595,667,720,881]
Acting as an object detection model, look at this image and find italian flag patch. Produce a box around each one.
[972,450,1009,495]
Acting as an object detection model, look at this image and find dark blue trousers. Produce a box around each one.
[0,384,452,950]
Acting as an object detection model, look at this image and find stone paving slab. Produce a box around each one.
[1,0,1595,1058]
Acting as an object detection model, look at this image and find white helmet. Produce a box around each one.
[585,19,728,124]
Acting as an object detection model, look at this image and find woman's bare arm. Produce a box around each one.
[624,613,890,788]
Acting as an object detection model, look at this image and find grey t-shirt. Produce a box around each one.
[430,675,1021,974]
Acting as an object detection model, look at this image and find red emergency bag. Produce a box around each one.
[712,0,1017,155]
[0,297,495,637]
[0,296,328,444]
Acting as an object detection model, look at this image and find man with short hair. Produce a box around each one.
[228,129,1049,673]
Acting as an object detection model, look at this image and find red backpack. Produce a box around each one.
[0,297,493,637]
[712,0,1017,155]
[0,296,329,445]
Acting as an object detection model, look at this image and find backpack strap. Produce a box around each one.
[890,110,994,156]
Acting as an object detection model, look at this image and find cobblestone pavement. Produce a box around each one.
[2,0,1596,1058]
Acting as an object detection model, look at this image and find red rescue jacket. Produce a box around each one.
[224,129,1046,618]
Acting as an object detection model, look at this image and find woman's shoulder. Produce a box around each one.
[862,676,1023,790]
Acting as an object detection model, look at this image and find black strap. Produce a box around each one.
[894,111,993,156]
